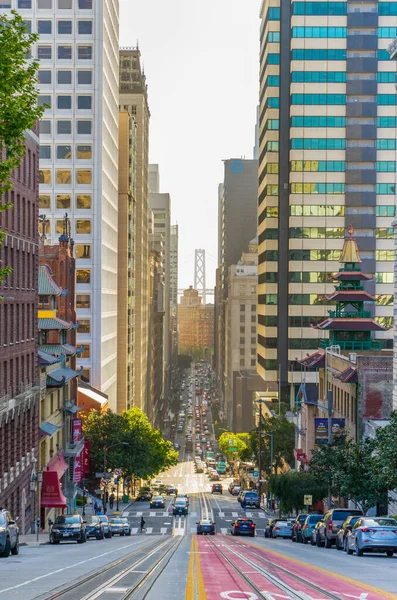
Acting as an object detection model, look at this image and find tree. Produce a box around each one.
[373,411,397,491]
[0,11,44,283]
[249,415,295,475]
[218,432,251,461]
[269,472,327,516]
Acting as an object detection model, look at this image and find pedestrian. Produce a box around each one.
[94,501,98,515]
[109,493,115,510]
[140,516,146,533]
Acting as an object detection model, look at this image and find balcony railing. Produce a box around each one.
[319,339,383,351]
[328,310,372,319]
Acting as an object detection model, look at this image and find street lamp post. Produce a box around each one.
[255,398,274,506]
[324,345,340,509]
[102,442,129,511]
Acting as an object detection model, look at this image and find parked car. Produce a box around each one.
[85,516,104,540]
[49,514,86,544]
[272,520,293,539]
[310,520,324,546]
[211,483,223,494]
[231,518,256,537]
[150,496,166,509]
[0,509,19,557]
[197,519,216,535]
[346,517,397,557]
[136,491,152,501]
[335,516,361,551]
[300,514,323,544]
[98,514,112,538]
[317,508,363,548]
[264,518,281,538]
[291,513,308,543]
[173,500,188,516]
[110,518,126,536]
[240,491,260,509]
[121,517,132,536]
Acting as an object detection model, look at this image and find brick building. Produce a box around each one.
[179,287,214,359]
[0,129,40,534]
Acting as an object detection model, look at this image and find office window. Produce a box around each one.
[266,141,279,151]
[378,27,397,38]
[240,348,245,356]
[291,160,345,172]
[377,139,397,150]
[378,72,396,83]
[292,71,346,83]
[58,20,72,34]
[56,194,70,209]
[58,46,72,59]
[240,304,245,312]
[377,294,393,306]
[39,195,51,208]
[291,94,346,105]
[292,26,346,38]
[291,115,346,127]
[58,70,72,84]
[289,294,324,305]
[376,250,394,261]
[38,0,52,7]
[77,70,92,84]
[23,19,32,32]
[290,183,344,194]
[39,146,51,159]
[267,31,280,42]
[56,219,65,234]
[292,2,347,15]
[77,319,90,333]
[76,145,92,159]
[76,269,91,284]
[76,170,92,184]
[251,359,256,367]
[76,219,91,234]
[38,95,51,108]
[58,0,72,6]
[264,207,278,218]
[76,194,91,209]
[78,0,92,7]
[78,96,92,110]
[379,2,397,15]
[240,337,245,344]
[289,249,341,261]
[18,0,32,7]
[376,161,396,172]
[291,138,345,150]
[266,119,279,130]
[57,95,72,110]
[376,228,394,239]
[75,244,91,259]
[78,45,92,59]
[267,75,279,86]
[39,121,51,134]
[240,326,245,333]
[375,272,394,283]
[57,120,71,134]
[78,20,93,34]
[376,205,395,217]
[38,20,52,34]
[240,314,245,323]
[81,369,90,383]
[291,49,346,61]
[38,70,51,84]
[289,271,332,283]
[267,97,279,109]
[267,53,279,64]
[290,205,344,217]
[378,94,397,105]
[377,116,397,128]
[240,359,245,367]
[268,6,280,19]
[264,294,277,305]
[376,184,396,194]
[39,170,51,184]
[56,169,71,184]
[76,294,90,308]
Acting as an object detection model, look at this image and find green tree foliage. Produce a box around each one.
[218,432,251,461]
[83,407,178,480]
[373,411,397,491]
[269,472,327,515]
[249,415,295,474]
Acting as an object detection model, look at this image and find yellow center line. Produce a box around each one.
[185,536,195,600]
[244,539,396,599]
[195,535,207,600]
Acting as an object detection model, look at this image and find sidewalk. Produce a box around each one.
[19,532,49,547]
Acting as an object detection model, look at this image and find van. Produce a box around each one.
[317,508,363,548]
[240,491,260,509]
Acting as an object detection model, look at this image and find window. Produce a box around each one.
[240,337,245,344]
[40,146,51,159]
[57,120,72,134]
[76,244,91,258]
[76,145,92,159]
[290,205,344,217]
[378,49,390,61]
[38,20,52,34]
[76,294,90,308]
[57,95,72,109]
[259,272,277,283]
[78,45,92,59]
[251,337,256,345]
[77,71,92,84]
[77,96,92,109]
[379,2,397,15]
[18,0,32,7]
[376,162,396,172]
[23,19,32,33]
[76,269,91,284]
[240,326,245,333]
[39,195,51,208]
[78,20,93,34]
[81,369,90,383]
[291,116,345,127]
[292,26,346,38]
[38,70,51,84]
[267,31,280,43]
[58,0,72,6]
[291,49,346,60]
[39,120,51,134]
[266,141,279,151]
[266,119,279,130]
[76,194,91,209]
[291,138,345,150]
[378,72,396,83]
[376,205,395,217]
[240,314,245,323]
[76,170,92,184]
[58,46,72,59]
[251,359,256,366]
[58,20,72,34]
[264,294,277,305]
[56,169,71,184]
[375,272,394,284]
[264,207,278,218]
[58,70,72,84]
[291,160,345,172]
[38,0,52,6]
[290,183,344,194]
[77,319,90,333]
[56,145,72,159]
[376,250,394,261]
[289,271,332,283]
[378,27,397,38]
[288,294,325,305]
[78,0,92,7]
[240,359,245,367]
[289,339,320,350]
[289,249,341,261]
[292,2,347,15]
[377,294,393,306]
[268,6,280,19]
[267,53,279,64]
[292,71,346,83]
[378,94,397,106]
[38,95,51,108]
[376,184,396,194]
[267,75,279,87]
[39,170,51,184]
[56,219,65,234]
[376,228,394,239]
[56,194,70,209]
[377,139,397,150]
[291,94,346,105]
[377,116,397,128]
[76,219,91,234]
[258,315,278,327]
[240,348,245,356]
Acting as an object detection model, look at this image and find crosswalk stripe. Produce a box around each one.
[232,512,238,517]
[136,512,143,516]
[221,528,227,534]
[146,527,153,534]
[122,511,129,517]
[160,527,167,534]
[131,527,139,534]
[246,512,253,517]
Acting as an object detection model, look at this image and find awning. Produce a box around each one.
[40,421,61,436]
[41,470,67,508]
[38,317,73,330]
[38,350,62,366]
[47,451,69,479]
[47,366,83,386]
[77,386,108,406]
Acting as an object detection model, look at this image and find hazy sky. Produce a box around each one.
[120,0,261,293]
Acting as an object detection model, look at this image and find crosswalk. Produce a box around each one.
[123,511,198,518]
[214,510,268,519]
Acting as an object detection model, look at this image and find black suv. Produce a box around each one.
[85,516,104,540]
[0,509,19,557]
[49,514,86,544]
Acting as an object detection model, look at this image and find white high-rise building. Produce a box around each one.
[10,0,120,408]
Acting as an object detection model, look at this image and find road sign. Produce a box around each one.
[101,478,109,488]
[113,468,122,477]
[253,470,259,478]
[96,472,112,479]
[229,447,238,453]
[304,495,313,506]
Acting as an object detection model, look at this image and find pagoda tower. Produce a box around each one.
[314,225,389,351]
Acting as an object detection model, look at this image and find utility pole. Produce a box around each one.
[258,400,262,497]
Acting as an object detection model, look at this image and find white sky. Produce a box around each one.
[120,0,261,292]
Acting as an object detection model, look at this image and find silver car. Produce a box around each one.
[121,517,131,536]
[271,520,293,539]
[0,510,19,557]
[346,517,397,557]
[110,517,126,536]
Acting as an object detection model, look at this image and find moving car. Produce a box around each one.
[317,508,363,548]
[346,517,397,556]
[240,491,260,509]
[98,514,112,538]
[49,514,86,544]
[176,494,189,506]
[121,517,132,536]
[136,489,152,501]
[85,516,104,540]
[230,485,241,496]
[335,515,361,551]
[165,484,178,495]
[231,518,256,537]
[110,517,126,536]
[196,519,216,535]
[211,483,223,494]
[291,513,308,543]
[300,514,323,544]
[0,509,19,557]
[150,495,166,509]
[272,520,293,539]
[173,500,188,516]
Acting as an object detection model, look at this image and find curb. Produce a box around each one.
[20,541,50,547]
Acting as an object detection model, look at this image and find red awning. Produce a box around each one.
[47,452,69,479]
[41,471,67,508]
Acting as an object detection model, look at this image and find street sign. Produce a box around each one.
[101,478,109,488]
[229,447,238,453]
[304,495,313,506]
[96,472,112,479]
[253,470,259,478]
[113,468,122,477]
